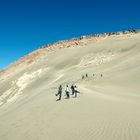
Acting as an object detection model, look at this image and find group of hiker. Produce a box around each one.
[82,73,88,79]
[56,85,79,101]
[55,73,103,101]
[82,73,103,79]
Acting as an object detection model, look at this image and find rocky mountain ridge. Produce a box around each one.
[0,29,139,77]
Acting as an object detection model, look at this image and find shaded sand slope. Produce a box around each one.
[0,32,140,140]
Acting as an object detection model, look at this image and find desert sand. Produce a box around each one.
[0,31,140,140]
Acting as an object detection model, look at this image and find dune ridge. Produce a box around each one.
[0,29,139,77]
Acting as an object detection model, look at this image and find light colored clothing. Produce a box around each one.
[74,87,77,92]
[74,87,78,97]
[65,86,70,98]
[66,87,70,92]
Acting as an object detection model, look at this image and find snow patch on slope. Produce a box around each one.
[78,53,115,67]
[0,68,47,107]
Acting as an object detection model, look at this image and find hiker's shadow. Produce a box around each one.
[56,99,61,101]
[72,96,79,98]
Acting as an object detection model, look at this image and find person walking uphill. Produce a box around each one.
[65,85,70,98]
[74,85,78,97]
[71,85,74,95]
[56,85,62,100]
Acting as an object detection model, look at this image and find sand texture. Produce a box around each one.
[0,31,140,140]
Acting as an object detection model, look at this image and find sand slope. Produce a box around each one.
[0,31,140,140]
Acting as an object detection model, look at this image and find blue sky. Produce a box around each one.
[0,0,140,70]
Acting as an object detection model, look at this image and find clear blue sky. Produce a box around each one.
[0,0,139,70]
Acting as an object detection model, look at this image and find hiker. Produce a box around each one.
[86,73,88,78]
[56,85,62,100]
[74,85,79,97]
[65,85,70,98]
[71,85,74,95]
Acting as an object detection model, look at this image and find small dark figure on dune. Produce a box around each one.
[56,85,62,101]
[82,75,84,79]
[71,85,74,95]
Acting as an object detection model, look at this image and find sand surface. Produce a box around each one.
[0,32,140,140]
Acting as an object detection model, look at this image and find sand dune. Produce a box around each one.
[0,31,140,140]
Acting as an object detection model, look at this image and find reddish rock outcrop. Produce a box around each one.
[0,29,139,77]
